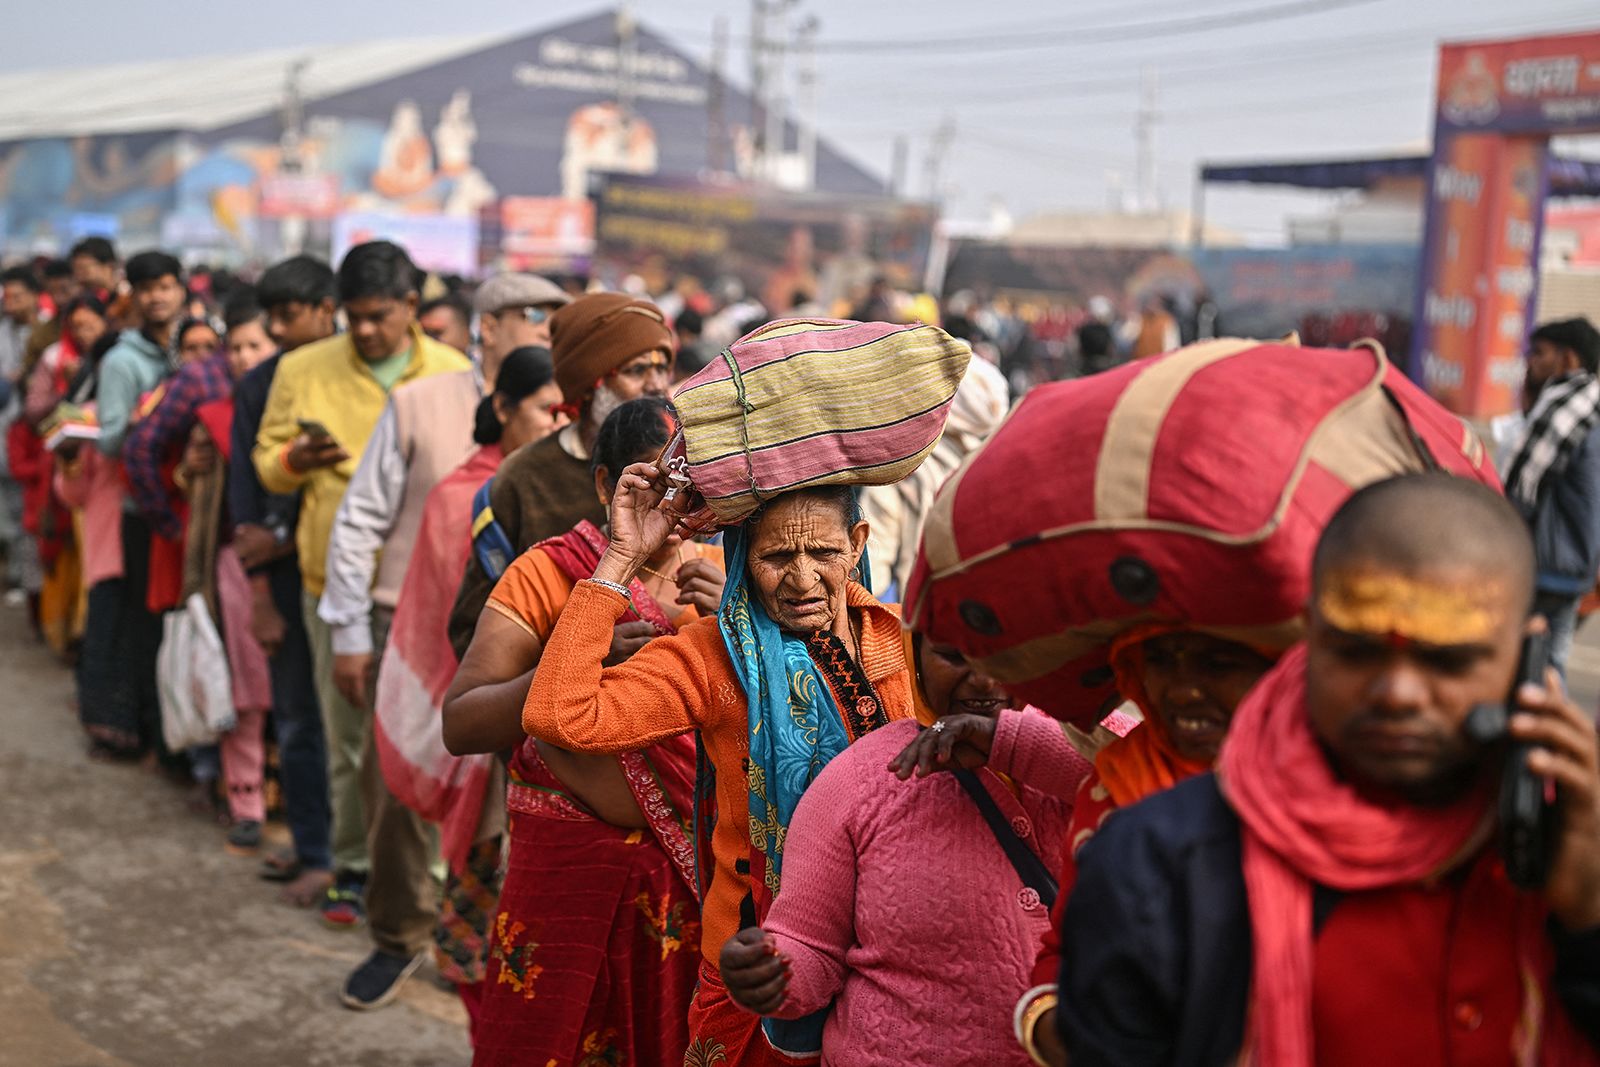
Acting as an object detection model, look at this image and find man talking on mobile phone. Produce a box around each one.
[1056,473,1600,1066]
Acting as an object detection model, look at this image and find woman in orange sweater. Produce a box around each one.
[524,467,916,1067]
[442,397,722,1065]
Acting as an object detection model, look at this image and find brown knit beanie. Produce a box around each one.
[549,293,674,406]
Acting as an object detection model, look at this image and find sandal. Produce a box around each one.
[86,739,140,763]
[259,850,302,883]
[320,878,367,931]
[225,820,263,854]
[281,867,334,908]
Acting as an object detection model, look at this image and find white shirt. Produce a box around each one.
[317,404,407,656]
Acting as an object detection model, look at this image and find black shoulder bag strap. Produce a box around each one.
[953,768,1058,911]
[1380,384,1443,472]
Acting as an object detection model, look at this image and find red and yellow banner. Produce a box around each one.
[1412,31,1600,418]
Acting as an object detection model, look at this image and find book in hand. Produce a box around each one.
[45,423,100,451]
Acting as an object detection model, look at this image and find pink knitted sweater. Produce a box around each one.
[760,711,1090,1066]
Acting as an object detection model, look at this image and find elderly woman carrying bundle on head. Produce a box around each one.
[522,318,970,1067]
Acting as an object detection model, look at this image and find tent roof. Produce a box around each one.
[1201,153,1600,197]
[0,33,511,141]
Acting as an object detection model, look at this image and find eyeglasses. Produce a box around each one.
[610,356,673,381]
[505,306,551,327]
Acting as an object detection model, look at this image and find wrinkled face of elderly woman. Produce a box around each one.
[747,490,870,635]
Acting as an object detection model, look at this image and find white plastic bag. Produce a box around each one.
[157,594,235,750]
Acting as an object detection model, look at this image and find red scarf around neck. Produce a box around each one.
[1217,643,1595,1067]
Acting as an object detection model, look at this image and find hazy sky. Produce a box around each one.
[4,0,1598,239]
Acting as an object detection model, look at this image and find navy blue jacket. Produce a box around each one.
[1056,774,1600,1066]
[228,352,302,602]
[1528,424,1600,597]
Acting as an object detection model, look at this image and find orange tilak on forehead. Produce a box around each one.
[1317,567,1507,646]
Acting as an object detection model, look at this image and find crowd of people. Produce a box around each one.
[0,232,1596,1067]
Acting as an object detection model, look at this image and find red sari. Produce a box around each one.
[473,522,706,1067]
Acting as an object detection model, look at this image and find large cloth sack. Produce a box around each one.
[157,593,236,750]
[668,318,971,526]
[904,338,1501,725]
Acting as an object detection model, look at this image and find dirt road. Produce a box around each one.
[6,579,1599,1067]
[0,609,469,1067]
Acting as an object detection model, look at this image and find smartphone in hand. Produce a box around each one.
[1465,628,1559,889]
[297,418,337,443]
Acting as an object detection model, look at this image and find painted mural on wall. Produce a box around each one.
[0,11,882,260]
[0,131,184,248]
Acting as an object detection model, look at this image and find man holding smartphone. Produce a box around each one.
[252,240,469,936]
[312,271,565,1010]
[1055,474,1600,1065]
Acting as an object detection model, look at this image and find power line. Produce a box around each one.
[822,0,1378,53]
[662,0,1377,56]
[949,69,1435,127]
[814,5,1600,101]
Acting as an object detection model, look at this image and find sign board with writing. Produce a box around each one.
[332,211,480,276]
[591,172,937,314]
[497,196,595,270]
[259,174,341,219]
[1411,31,1600,418]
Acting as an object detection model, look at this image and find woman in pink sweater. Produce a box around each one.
[719,636,1098,1066]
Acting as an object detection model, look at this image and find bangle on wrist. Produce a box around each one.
[588,577,633,604]
[1014,986,1058,1067]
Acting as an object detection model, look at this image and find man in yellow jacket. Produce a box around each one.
[253,240,468,936]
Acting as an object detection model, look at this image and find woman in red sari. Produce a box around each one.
[443,396,725,1067]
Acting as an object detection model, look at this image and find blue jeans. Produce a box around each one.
[1534,592,1582,684]
[267,558,333,871]
[190,744,221,782]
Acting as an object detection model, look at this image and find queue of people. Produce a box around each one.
[0,230,1596,1067]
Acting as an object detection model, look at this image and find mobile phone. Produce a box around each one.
[1465,628,1558,889]
[297,418,335,442]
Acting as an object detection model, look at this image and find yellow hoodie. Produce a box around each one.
[252,324,469,595]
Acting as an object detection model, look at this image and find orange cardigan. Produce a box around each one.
[524,579,914,966]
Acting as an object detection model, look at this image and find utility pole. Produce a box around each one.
[749,0,800,184]
[1134,66,1160,214]
[795,15,819,191]
[750,0,768,173]
[708,15,729,173]
[616,6,638,141]
[923,115,956,202]
[889,134,908,197]
[279,58,309,255]
[764,0,796,183]
[279,58,308,174]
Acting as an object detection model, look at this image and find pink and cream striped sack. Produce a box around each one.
[666,318,971,526]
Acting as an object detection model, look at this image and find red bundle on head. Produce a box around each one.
[904,338,1502,726]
